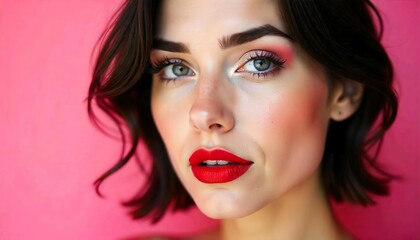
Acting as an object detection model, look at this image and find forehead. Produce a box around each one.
[156,0,284,40]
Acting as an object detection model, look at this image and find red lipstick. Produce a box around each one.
[189,149,253,184]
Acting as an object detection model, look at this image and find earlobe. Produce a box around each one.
[330,80,364,121]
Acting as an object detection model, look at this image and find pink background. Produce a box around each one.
[0,0,418,239]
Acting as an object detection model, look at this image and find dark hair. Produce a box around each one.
[87,0,398,223]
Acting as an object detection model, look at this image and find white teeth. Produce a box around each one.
[203,160,230,166]
[204,160,217,165]
[217,160,229,165]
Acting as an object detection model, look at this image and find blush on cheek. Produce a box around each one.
[264,90,329,183]
[264,81,329,153]
[292,96,329,140]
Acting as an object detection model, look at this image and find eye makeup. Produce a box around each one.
[149,44,292,83]
[235,49,287,80]
[149,57,183,74]
[149,56,196,83]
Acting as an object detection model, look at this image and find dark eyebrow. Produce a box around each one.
[153,39,190,53]
[152,24,292,53]
[219,24,293,49]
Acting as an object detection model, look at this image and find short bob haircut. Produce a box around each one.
[88,0,398,223]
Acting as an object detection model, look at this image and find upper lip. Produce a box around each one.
[189,148,253,166]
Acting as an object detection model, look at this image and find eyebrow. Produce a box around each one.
[152,24,292,53]
[219,24,293,49]
[153,39,190,53]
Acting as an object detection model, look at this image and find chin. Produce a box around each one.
[199,205,254,220]
[191,187,268,219]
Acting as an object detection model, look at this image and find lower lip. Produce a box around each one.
[191,165,251,183]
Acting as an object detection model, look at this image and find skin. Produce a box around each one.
[150,0,361,239]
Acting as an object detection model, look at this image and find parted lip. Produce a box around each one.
[189,148,253,166]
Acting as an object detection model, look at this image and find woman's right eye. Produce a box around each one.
[162,63,194,79]
[150,58,195,81]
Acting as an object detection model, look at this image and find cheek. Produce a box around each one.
[151,80,210,207]
[248,81,330,180]
[150,86,188,171]
[273,91,328,157]
[270,87,329,138]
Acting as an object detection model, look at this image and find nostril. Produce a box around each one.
[209,123,223,130]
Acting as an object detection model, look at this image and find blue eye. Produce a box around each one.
[236,50,286,78]
[150,58,195,80]
[165,63,193,77]
[253,58,271,71]
[242,58,275,73]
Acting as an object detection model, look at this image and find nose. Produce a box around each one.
[189,79,234,133]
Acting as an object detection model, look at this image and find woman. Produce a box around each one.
[88,0,398,239]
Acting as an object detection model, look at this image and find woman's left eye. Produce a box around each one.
[243,58,275,72]
[236,50,286,78]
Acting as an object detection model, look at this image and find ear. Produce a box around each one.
[330,80,364,121]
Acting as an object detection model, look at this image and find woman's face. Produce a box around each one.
[151,0,337,219]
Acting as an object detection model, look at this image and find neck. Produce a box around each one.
[219,172,350,240]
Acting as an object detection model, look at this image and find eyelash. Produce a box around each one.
[238,50,286,79]
[149,57,181,74]
[149,50,286,81]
